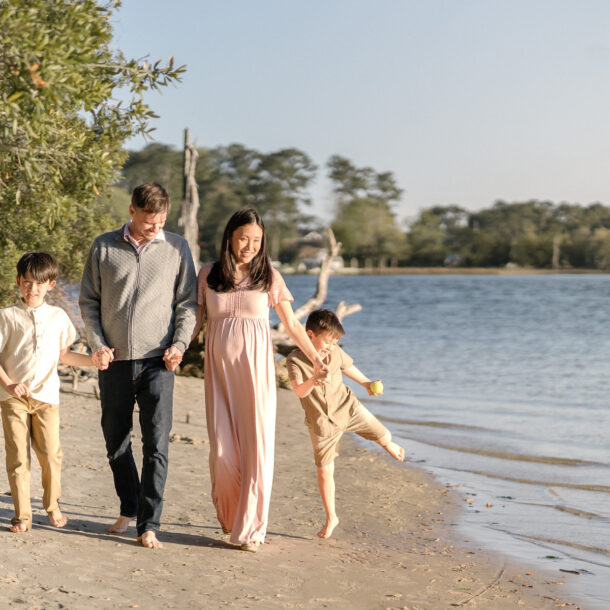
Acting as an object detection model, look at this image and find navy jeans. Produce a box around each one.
[98,357,174,536]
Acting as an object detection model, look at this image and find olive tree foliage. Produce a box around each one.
[0,0,184,305]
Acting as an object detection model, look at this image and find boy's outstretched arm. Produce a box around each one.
[290,368,328,399]
[59,349,94,368]
[342,365,381,396]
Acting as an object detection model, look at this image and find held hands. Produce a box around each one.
[313,360,330,386]
[163,346,183,371]
[92,347,114,371]
[312,367,330,387]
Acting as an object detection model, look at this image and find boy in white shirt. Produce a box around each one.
[0,252,93,532]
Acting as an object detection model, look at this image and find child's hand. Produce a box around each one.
[312,368,330,386]
[163,346,183,371]
[8,382,30,398]
[92,347,114,370]
[365,380,383,396]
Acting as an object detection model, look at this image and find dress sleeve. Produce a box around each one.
[268,268,293,307]
[197,263,214,307]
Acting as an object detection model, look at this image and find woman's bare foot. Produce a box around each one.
[48,510,68,528]
[239,540,261,552]
[382,441,406,462]
[9,522,29,533]
[107,515,136,533]
[317,516,339,539]
[137,530,163,549]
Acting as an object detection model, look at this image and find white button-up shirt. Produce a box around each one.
[0,301,77,405]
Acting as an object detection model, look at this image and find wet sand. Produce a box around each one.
[0,375,584,609]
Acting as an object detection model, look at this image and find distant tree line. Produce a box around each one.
[117,143,610,270]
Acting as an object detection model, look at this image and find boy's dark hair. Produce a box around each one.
[131,182,170,213]
[207,207,273,293]
[305,309,345,338]
[16,252,58,283]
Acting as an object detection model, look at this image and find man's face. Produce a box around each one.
[16,272,55,308]
[129,205,167,243]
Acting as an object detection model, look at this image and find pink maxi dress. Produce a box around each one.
[197,264,293,546]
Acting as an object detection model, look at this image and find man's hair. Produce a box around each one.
[131,182,170,213]
[305,309,345,338]
[16,252,58,283]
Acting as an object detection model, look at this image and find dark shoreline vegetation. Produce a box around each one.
[283,266,610,275]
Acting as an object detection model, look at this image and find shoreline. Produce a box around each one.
[282,266,608,276]
[0,376,584,608]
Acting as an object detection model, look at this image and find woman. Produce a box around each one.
[192,208,326,552]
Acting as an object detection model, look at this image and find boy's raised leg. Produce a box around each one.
[316,461,339,539]
[377,432,406,462]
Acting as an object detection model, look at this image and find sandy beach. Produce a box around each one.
[0,374,584,609]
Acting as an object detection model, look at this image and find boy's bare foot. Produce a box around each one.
[107,515,136,533]
[9,522,29,533]
[137,530,163,549]
[48,510,68,528]
[317,516,339,539]
[383,441,406,462]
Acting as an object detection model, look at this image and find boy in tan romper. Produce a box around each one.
[0,252,93,532]
[286,309,405,539]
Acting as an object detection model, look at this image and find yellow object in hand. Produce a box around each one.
[370,380,383,395]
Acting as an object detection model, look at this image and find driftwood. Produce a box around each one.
[179,128,200,270]
[273,226,361,354]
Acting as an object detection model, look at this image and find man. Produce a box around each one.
[80,182,197,549]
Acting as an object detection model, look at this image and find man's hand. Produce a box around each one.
[163,346,183,371]
[92,347,114,371]
[7,382,30,398]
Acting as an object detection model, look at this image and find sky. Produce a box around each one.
[112,0,610,224]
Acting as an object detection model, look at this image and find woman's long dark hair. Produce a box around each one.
[207,208,273,292]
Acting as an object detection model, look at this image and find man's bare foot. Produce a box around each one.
[9,522,29,533]
[48,510,67,528]
[383,441,406,462]
[107,515,136,533]
[137,530,163,549]
[317,516,339,539]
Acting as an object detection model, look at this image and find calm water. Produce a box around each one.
[281,273,610,608]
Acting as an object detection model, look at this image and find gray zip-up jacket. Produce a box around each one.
[79,227,197,361]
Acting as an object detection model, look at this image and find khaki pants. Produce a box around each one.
[1,396,62,529]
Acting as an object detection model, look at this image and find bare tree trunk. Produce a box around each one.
[552,233,561,270]
[179,128,201,270]
[273,227,361,351]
